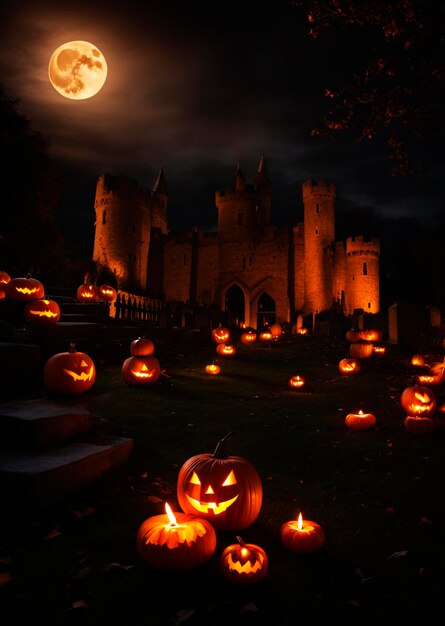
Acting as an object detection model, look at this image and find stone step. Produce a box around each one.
[0,436,134,509]
[0,399,92,447]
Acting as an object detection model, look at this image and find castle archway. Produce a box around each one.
[224,284,245,327]
[256,292,276,328]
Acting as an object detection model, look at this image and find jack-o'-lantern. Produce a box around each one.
[270,323,282,339]
[122,356,160,386]
[416,374,442,386]
[289,375,305,389]
[177,433,263,532]
[76,283,99,302]
[43,343,96,395]
[0,271,10,284]
[373,345,386,356]
[400,385,436,416]
[205,363,221,375]
[241,330,256,344]
[430,359,445,380]
[220,536,268,585]
[130,337,155,357]
[98,284,117,302]
[297,327,309,336]
[211,326,230,344]
[349,340,373,359]
[404,415,435,435]
[24,299,61,325]
[345,409,376,430]
[411,354,425,367]
[6,274,45,302]
[338,358,361,375]
[216,343,236,357]
[361,329,382,343]
[136,503,217,571]
[346,329,362,343]
[259,331,272,342]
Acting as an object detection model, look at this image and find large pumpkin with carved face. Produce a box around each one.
[98,284,117,302]
[211,326,231,344]
[76,283,99,302]
[43,343,96,395]
[24,299,61,325]
[6,275,44,302]
[177,434,262,532]
[122,356,161,386]
[400,384,436,416]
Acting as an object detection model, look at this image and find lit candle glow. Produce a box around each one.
[280,512,325,554]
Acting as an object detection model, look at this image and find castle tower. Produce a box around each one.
[216,157,272,243]
[332,241,347,312]
[345,236,380,314]
[302,180,336,313]
[151,167,168,235]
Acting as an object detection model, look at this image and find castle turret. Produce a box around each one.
[302,180,336,313]
[345,236,380,314]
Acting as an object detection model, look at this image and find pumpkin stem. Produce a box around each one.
[236,535,245,546]
[213,431,235,458]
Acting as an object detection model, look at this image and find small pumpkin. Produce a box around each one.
[136,504,217,571]
[220,536,268,585]
[372,345,386,356]
[177,433,263,532]
[269,323,282,339]
[259,331,272,342]
[296,327,309,336]
[404,415,435,435]
[130,337,155,357]
[411,354,426,367]
[216,343,236,357]
[122,356,160,386]
[240,331,256,344]
[76,283,99,302]
[0,271,11,284]
[24,299,61,325]
[338,358,361,375]
[361,329,382,343]
[345,410,376,430]
[346,329,362,343]
[289,375,305,389]
[98,284,117,302]
[43,343,96,395]
[211,326,230,344]
[416,374,442,386]
[349,340,373,359]
[205,363,221,376]
[400,384,436,417]
[6,274,44,302]
[280,513,325,554]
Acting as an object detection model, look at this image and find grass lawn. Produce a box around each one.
[1,330,445,626]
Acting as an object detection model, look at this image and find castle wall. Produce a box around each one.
[332,241,347,312]
[346,236,380,313]
[196,232,219,306]
[216,188,271,243]
[163,234,193,303]
[293,224,305,312]
[303,180,336,313]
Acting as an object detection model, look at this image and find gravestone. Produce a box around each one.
[388,302,428,349]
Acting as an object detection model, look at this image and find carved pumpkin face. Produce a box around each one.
[130,337,155,357]
[297,327,309,336]
[416,374,442,386]
[216,343,236,357]
[43,344,96,395]
[6,275,44,302]
[240,331,256,344]
[220,538,268,585]
[259,331,272,342]
[361,329,382,343]
[289,375,305,389]
[373,346,386,356]
[400,385,436,416]
[211,326,230,344]
[76,283,99,302]
[136,506,217,571]
[24,299,61,325]
[0,271,11,284]
[177,435,263,531]
[205,363,221,375]
[98,284,116,302]
[122,356,160,386]
[338,358,361,375]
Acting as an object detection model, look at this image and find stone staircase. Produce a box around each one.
[0,397,134,511]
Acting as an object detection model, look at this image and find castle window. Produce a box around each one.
[315,203,319,213]
[102,210,107,225]
[363,262,368,275]
[352,275,355,281]
[237,213,242,226]
[315,228,318,235]
[368,302,371,309]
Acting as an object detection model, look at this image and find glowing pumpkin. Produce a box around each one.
[205,363,221,375]
[122,356,160,386]
[404,415,435,435]
[349,340,373,359]
[211,326,230,344]
[130,337,155,357]
[259,331,272,342]
[240,331,256,344]
[400,385,436,416]
[411,354,425,367]
[430,359,445,380]
[0,271,11,284]
[43,343,96,395]
[76,283,99,302]
[289,375,305,389]
[24,299,61,325]
[346,329,362,343]
[373,345,386,356]
[220,536,268,585]
[6,274,44,302]
[177,433,263,532]
[98,284,117,302]
[338,358,361,375]
[416,374,442,386]
[216,343,236,357]
[345,410,376,430]
[297,327,309,336]
[270,323,282,339]
[0,285,6,300]
[280,512,325,554]
[361,329,382,343]
[136,503,216,571]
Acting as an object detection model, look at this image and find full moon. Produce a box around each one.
[48,40,107,100]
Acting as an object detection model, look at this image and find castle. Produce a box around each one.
[92,156,380,328]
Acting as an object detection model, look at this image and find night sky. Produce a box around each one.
[1,0,443,252]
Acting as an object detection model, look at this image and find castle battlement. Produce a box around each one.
[346,236,380,256]
[95,173,152,206]
[302,179,336,200]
